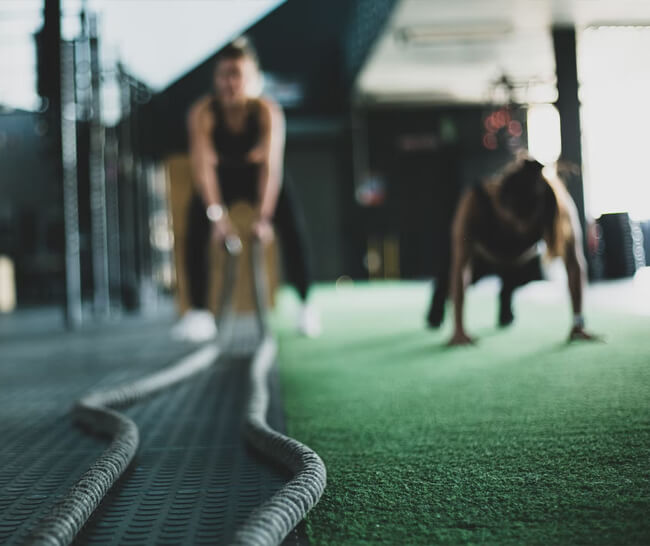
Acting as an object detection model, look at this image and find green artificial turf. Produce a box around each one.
[271,281,650,545]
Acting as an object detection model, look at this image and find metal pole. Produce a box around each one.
[104,126,122,312]
[60,25,83,326]
[552,26,587,236]
[118,65,138,310]
[41,0,82,327]
[86,13,110,317]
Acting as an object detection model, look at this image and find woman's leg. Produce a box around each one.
[272,182,312,302]
[272,180,320,336]
[498,255,543,326]
[185,193,211,309]
[171,193,217,341]
[427,247,451,328]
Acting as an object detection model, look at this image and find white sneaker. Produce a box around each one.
[171,309,217,342]
[297,304,321,338]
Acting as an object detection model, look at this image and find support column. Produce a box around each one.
[552,26,587,237]
[41,0,83,326]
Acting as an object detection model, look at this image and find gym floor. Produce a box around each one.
[274,273,650,545]
[0,312,305,545]
[1,273,648,545]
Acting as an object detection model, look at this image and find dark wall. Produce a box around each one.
[284,124,352,281]
[0,109,65,302]
[358,105,525,279]
[145,0,350,159]
[133,0,397,283]
[117,0,399,283]
[0,111,60,215]
[141,0,397,159]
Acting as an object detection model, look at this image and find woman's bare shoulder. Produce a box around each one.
[254,96,284,118]
[188,94,215,127]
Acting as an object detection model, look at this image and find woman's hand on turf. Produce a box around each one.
[568,326,603,343]
[448,329,475,347]
[252,218,275,245]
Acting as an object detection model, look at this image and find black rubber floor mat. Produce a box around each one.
[74,356,291,545]
[0,315,309,545]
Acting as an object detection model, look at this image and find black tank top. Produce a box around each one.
[469,184,544,262]
[211,98,261,204]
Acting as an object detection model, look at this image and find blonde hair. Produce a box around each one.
[496,156,575,259]
[543,168,578,259]
[215,36,263,98]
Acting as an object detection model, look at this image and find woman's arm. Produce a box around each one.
[564,216,585,319]
[560,194,598,341]
[448,191,476,346]
[187,96,222,209]
[187,97,232,240]
[251,97,285,221]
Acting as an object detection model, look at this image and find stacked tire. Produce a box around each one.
[597,212,646,279]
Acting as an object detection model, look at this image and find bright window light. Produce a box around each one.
[0,0,284,112]
[83,0,284,91]
[579,26,650,221]
[526,103,561,166]
[0,1,42,110]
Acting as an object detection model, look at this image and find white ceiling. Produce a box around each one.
[71,0,284,91]
[0,0,284,111]
[357,0,650,104]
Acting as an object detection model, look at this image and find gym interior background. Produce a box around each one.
[2,0,649,323]
[1,1,649,545]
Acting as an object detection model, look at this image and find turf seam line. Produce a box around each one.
[24,343,219,546]
[231,335,327,546]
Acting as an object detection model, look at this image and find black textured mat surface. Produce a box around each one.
[0,314,308,545]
